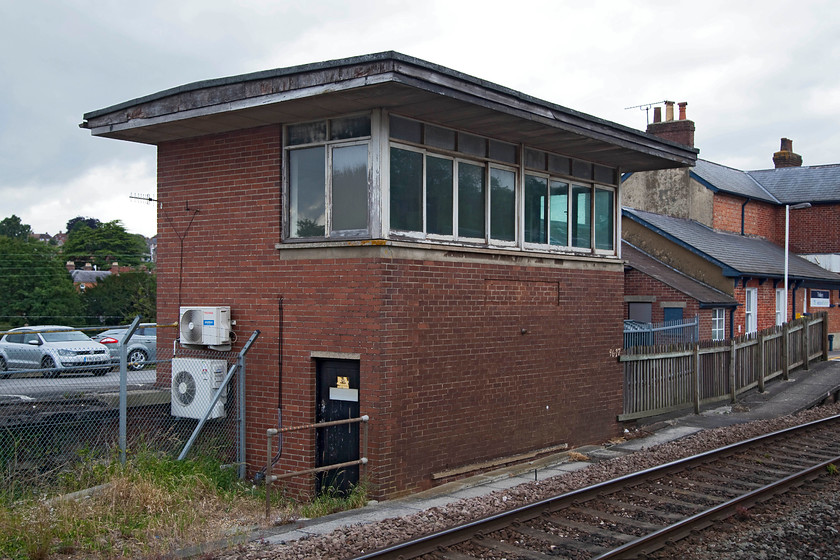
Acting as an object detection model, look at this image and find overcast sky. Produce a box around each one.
[2,0,838,238]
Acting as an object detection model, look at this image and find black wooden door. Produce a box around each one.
[315,359,360,495]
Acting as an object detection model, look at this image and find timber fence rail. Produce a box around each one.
[619,313,828,421]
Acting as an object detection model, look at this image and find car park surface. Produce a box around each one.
[0,326,111,377]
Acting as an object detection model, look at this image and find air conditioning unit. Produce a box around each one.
[171,358,228,419]
[179,306,231,348]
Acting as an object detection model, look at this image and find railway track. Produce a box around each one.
[350,414,840,560]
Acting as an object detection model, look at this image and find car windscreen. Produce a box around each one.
[40,331,92,343]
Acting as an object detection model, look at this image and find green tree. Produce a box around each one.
[66,216,101,233]
[63,220,149,268]
[0,215,33,240]
[82,271,157,324]
[0,236,82,327]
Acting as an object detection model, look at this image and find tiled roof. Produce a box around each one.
[623,242,738,307]
[747,164,840,204]
[69,270,111,283]
[692,160,778,203]
[691,159,840,205]
[623,207,840,287]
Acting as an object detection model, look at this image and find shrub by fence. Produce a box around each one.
[619,313,827,421]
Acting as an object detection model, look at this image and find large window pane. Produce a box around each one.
[390,148,423,231]
[571,184,591,248]
[458,162,485,238]
[524,174,547,243]
[594,188,615,250]
[549,180,568,246]
[427,156,453,235]
[331,145,368,232]
[490,168,515,241]
[289,147,325,237]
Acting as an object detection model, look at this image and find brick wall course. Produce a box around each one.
[157,126,626,499]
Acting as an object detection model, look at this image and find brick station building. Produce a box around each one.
[82,53,696,498]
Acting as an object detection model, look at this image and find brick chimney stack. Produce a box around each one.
[646,100,695,148]
[773,138,803,168]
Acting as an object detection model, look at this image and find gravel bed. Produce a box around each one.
[213,402,840,560]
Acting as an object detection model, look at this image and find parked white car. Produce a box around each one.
[0,326,111,377]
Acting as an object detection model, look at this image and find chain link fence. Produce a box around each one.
[0,320,254,494]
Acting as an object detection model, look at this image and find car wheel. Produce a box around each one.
[0,356,6,375]
[41,356,59,378]
[127,349,148,371]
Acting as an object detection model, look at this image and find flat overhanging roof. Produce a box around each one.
[81,52,697,172]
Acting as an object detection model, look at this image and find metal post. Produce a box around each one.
[119,316,141,465]
[266,428,278,520]
[804,317,810,370]
[238,352,246,480]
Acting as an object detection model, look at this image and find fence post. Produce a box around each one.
[729,338,737,403]
[823,313,829,361]
[803,317,810,371]
[754,336,763,392]
[782,322,790,380]
[119,316,141,465]
[758,333,766,393]
[693,344,700,414]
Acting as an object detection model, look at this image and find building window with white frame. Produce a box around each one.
[286,115,371,239]
[712,308,725,340]
[775,288,786,326]
[745,288,758,334]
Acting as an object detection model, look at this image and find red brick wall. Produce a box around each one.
[788,205,840,254]
[156,126,625,498]
[713,194,779,240]
[624,269,716,339]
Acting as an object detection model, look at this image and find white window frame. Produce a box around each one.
[712,308,725,341]
[745,288,758,334]
[284,114,374,240]
[775,288,786,326]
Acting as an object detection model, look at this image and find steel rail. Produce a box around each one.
[350,413,840,560]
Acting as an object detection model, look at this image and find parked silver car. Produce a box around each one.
[0,326,111,377]
[91,327,157,371]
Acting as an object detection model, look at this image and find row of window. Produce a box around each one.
[285,112,618,253]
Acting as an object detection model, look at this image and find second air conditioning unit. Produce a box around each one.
[179,306,231,348]
[171,358,228,419]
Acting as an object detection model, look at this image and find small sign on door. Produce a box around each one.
[330,376,358,402]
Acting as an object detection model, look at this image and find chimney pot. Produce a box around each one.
[652,106,662,123]
[665,101,675,122]
[678,102,688,120]
[780,138,793,152]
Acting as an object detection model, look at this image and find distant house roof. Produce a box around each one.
[81,52,697,172]
[689,159,840,205]
[69,270,111,283]
[748,164,840,204]
[623,207,840,288]
[623,241,738,308]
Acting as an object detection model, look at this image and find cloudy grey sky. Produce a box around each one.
[2,0,838,238]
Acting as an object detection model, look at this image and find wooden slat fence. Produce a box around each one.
[619,313,827,421]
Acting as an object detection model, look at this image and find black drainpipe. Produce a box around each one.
[741,199,749,235]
